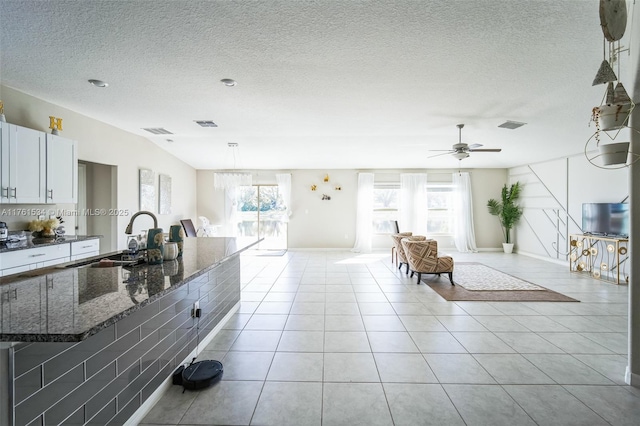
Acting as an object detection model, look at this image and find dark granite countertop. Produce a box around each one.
[0,237,260,342]
[0,235,101,253]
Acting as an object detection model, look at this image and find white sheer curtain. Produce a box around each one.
[215,173,252,237]
[276,173,292,222]
[352,173,375,253]
[400,173,428,235]
[222,187,239,237]
[453,172,478,252]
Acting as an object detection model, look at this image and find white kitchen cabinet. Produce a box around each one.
[0,122,77,204]
[0,244,71,277]
[46,133,78,203]
[0,122,46,203]
[70,239,100,261]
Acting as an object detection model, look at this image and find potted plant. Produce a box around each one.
[487,182,523,253]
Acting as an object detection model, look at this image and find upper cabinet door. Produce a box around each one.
[11,125,46,204]
[0,122,9,203]
[46,134,77,204]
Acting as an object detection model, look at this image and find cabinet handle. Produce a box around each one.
[81,245,93,248]
[48,189,54,199]
[11,187,16,198]
[29,253,46,257]
[1,187,7,197]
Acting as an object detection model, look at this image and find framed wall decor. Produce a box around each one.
[159,174,172,214]
[139,168,156,212]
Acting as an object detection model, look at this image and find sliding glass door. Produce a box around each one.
[236,185,287,250]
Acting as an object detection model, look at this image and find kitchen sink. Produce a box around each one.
[65,251,146,268]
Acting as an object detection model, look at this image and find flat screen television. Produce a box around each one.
[581,203,629,237]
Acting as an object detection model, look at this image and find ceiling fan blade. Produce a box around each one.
[428,151,454,158]
[468,148,502,152]
[468,143,483,149]
[428,149,455,152]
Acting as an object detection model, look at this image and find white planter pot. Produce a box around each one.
[502,243,514,254]
[598,142,629,166]
[598,103,632,131]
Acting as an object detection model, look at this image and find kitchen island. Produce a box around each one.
[0,236,259,426]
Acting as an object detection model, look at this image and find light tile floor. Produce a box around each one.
[141,250,640,426]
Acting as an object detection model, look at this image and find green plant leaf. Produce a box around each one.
[487,182,523,243]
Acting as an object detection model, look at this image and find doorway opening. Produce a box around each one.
[236,185,287,251]
[77,161,117,253]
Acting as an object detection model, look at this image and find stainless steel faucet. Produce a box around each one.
[125,210,158,234]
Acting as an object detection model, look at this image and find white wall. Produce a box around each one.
[0,86,198,250]
[196,168,507,250]
[510,154,628,260]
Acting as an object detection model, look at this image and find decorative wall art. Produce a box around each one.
[139,168,156,212]
[311,173,342,199]
[159,174,172,214]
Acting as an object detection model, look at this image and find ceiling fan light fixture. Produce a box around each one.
[453,152,469,160]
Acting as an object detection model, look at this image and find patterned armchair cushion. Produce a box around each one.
[401,239,454,274]
[390,232,412,263]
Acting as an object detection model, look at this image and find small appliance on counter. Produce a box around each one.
[0,222,8,242]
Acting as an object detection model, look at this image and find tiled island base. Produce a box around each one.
[4,254,240,426]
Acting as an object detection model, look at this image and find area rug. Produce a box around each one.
[423,263,579,302]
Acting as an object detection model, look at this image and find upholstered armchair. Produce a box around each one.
[391,232,412,272]
[401,238,454,285]
[392,234,427,274]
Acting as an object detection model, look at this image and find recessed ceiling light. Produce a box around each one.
[166,139,174,143]
[88,79,109,88]
[228,142,238,147]
[220,78,237,87]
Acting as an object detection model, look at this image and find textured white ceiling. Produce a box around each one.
[0,0,630,169]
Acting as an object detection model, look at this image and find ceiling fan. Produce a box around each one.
[428,124,502,160]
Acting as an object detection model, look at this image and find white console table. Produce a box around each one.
[569,234,629,285]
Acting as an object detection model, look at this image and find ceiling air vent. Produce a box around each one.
[142,127,173,135]
[195,120,218,127]
[498,121,527,130]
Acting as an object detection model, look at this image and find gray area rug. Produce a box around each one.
[422,263,579,302]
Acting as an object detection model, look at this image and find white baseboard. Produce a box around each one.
[516,250,567,266]
[123,302,240,426]
[625,366,640,387]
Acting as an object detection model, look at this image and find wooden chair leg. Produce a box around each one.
[448,272,454,285]
[416,272,422,284]
[405,263,410,274]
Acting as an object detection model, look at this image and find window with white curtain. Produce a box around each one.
[426,184,454,235]
[372,180,453,235]
[372,183,400,234]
